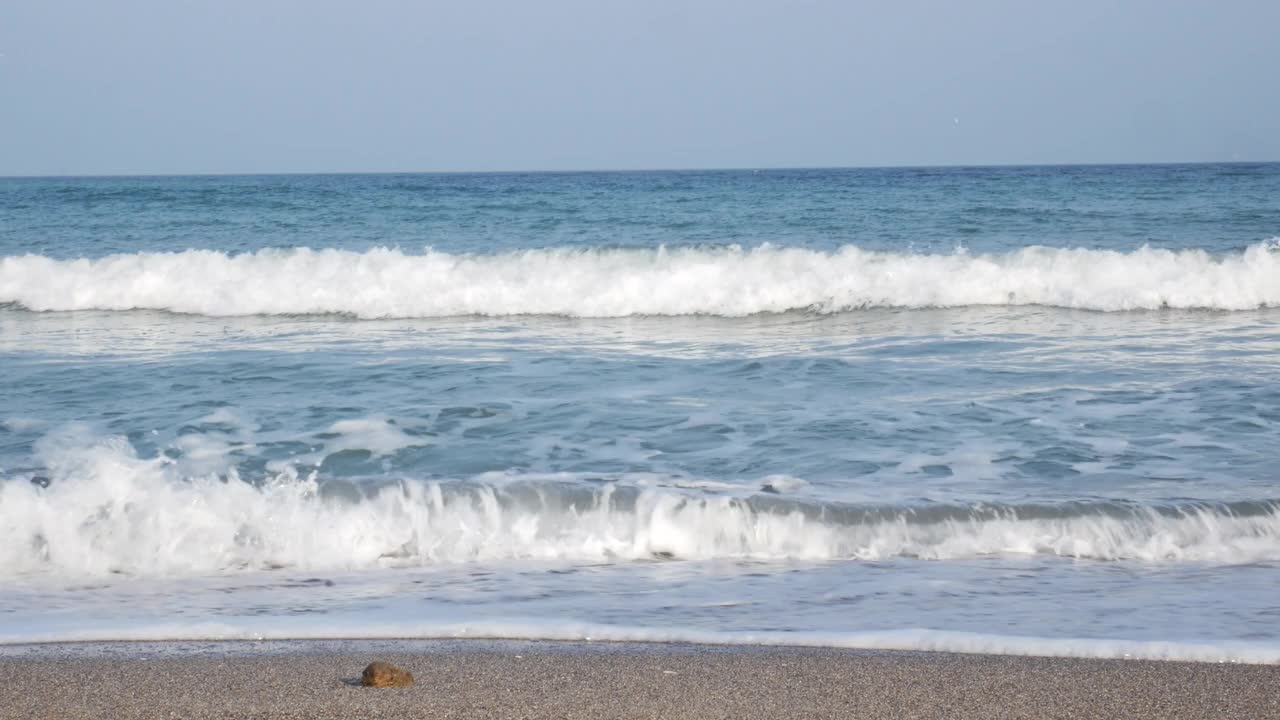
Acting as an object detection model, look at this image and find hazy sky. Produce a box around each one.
[3,1,1278,175]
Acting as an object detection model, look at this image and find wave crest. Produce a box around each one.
[3,241,1280,317]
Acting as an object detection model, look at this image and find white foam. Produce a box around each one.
[759,474,808,493]
[169,434,246,476]
[3,429,1279,578]
[4,241,1280,317]
[260,417,425,471]
[324,417,422,456]
[197,407,254,429]
[2,620,1276,664]
[1,417,46,432]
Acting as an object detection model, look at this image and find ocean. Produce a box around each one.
[1,164,1279,663]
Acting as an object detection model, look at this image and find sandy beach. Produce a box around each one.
[0,639,1276,719]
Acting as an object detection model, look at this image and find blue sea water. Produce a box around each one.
[2,164,1279,661]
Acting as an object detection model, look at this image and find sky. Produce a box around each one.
[2,0,1278,176]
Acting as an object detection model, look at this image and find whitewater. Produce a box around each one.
[4,241,1280,317]
[3,429,1280,577]
[3,165,1280,663]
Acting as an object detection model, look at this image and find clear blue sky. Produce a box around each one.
[3,0,1278,176]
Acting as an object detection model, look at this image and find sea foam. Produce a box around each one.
[3,241,1280,317]
[3,430,1278,578]
[3,621,1278,665]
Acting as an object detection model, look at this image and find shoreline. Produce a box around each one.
[2,639,1277,719]
[3,625,1277,665]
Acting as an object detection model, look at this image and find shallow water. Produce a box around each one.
[2,165,1279,661]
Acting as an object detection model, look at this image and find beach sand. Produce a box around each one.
[1,639,1276,719]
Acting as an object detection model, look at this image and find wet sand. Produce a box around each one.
[0,639,1276,719]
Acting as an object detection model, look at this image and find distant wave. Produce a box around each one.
[3,432,1278,577]
[3,241,1280,317]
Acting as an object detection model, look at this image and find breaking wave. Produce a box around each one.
[3,431,1278,578]
[3,241,1280,317]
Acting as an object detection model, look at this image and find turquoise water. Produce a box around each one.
[2,164,1279,661]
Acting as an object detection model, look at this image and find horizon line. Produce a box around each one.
[2,158,1277,181]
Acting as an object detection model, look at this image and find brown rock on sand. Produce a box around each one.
[361,661,414,688]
